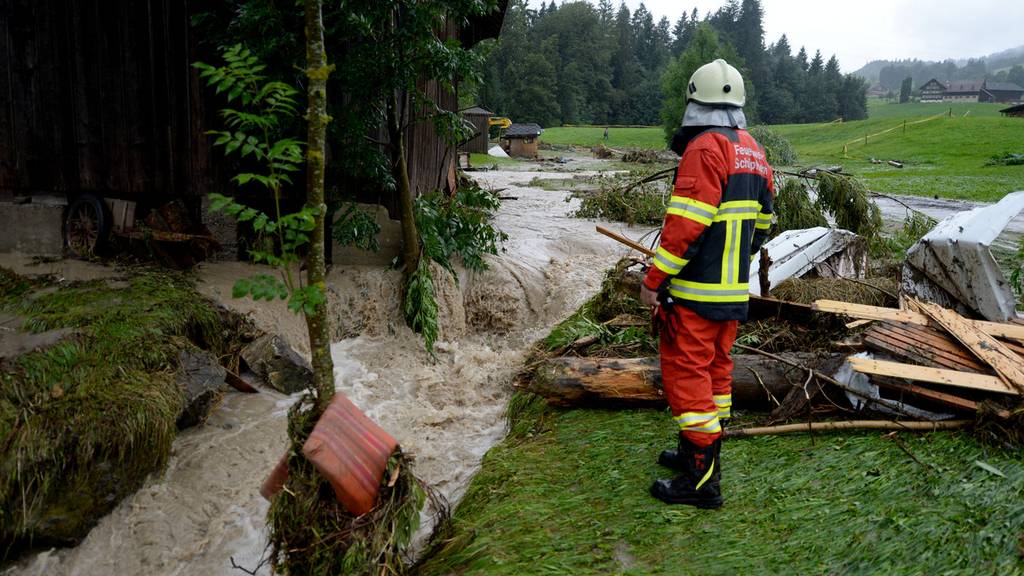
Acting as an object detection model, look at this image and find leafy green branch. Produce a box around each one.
[196,45,326,319]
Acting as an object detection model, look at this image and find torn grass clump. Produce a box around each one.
[0,268,225,552]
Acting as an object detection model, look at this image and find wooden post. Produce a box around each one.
[758,247,772,296]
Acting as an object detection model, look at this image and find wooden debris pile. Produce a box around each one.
[813,298,1023,424]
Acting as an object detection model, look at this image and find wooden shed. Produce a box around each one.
[0,0,508,257]
[1000,104,1024,118]
[501,123,544,158]
[459,106,493,155]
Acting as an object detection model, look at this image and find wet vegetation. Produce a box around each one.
[417,400,1024,575]
[0,267,230,554]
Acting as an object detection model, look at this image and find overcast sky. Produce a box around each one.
[526,1,1024,73]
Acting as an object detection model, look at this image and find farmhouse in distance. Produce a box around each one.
[919,78,1024,103]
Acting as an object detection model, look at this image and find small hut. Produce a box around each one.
[460,106,493,154]
[502,123,544,158]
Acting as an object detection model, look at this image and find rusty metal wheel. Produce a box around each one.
[64,194,110,258]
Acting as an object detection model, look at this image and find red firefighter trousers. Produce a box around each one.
[659,304,737,448]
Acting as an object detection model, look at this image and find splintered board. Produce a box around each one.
[846,357,1016,395]
[864,321,988,374]
[813,300,1024,342]
[911,299,1024,395]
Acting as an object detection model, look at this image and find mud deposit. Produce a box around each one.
[6,162,645,575]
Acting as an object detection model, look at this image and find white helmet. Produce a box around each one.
[687,59,746,108]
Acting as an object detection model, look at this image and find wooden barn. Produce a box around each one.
[0,0,507,258]
[0,0,224,256]
[459,106,494,155]
[980,81,1024,104]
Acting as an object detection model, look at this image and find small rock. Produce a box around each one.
[175,349,227,429]
[239,334,313,394]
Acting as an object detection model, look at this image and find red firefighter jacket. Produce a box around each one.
[643,127,775,321]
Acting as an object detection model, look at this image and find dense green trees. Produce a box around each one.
[478,0,867,130]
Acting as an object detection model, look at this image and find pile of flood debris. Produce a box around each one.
[520,192,1024,443]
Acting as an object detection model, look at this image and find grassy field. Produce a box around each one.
[419,398,1024,575]
[772,101,1022,201]
[539,102,1024,202]
[542,126,667,150]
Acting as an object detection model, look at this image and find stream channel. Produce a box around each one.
[7,159,643,576]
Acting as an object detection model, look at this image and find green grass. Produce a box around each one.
[0,267,226,551]
[469,153,520,168]
[418,400,1024,575]
[773,101,1023,201]
[542,126,666,150]
[541,102,1024,201]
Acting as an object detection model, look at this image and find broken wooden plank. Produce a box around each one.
[911,299,1024,395]
[865,326,987,374]
[878,322,987,369]
[847,357,1016,395]
[525,354,845,408]
[725,419,971,438]
[873,376,1011,419]
[813,300,1024,342]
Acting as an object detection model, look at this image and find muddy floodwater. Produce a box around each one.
[6,161,644,576]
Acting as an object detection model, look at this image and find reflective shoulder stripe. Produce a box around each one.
[654,246,688,275]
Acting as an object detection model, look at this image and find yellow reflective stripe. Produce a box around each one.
[755,211,773,230]
[668,279,750,303]
[720,200,761,209]
[755,221,772,230]
[667,196,718,226]
[721,217,733,284]
[657,246,687,266]
[717,407,732,419]
[654,246,689,275]
[714,395,732,407]
[756,211,773,222]
[714,200,761,222]
[667,207,713,226]
[695,459,716,490]
[675,411,718,426]
[685,418,723,434]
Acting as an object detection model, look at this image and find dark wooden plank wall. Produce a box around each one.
[0,0,204,208]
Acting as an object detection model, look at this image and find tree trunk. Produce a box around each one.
[303,0,335,415]
[525,354,845,409]
[389,93,420,276]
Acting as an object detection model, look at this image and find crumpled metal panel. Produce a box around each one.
[905,191,1024,322]
[749,227,865,296]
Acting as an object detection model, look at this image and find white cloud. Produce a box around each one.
[526,0,1024,72]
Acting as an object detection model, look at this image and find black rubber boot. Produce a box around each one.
[650,437,723,509]
[659,419,728,477]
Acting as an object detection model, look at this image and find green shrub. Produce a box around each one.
[748,125,799,166]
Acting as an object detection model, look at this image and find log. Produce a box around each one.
[525,354,845,409]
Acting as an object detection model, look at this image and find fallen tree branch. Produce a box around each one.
[724,419,971,438]
[618,167,676,196]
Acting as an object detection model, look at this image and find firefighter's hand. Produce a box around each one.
[639,285,660,308]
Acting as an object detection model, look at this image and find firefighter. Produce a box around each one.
[640,59,774,508]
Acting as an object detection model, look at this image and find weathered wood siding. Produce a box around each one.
[0,0,213,209]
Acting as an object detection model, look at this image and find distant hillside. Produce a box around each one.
[854,44,1024,86]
